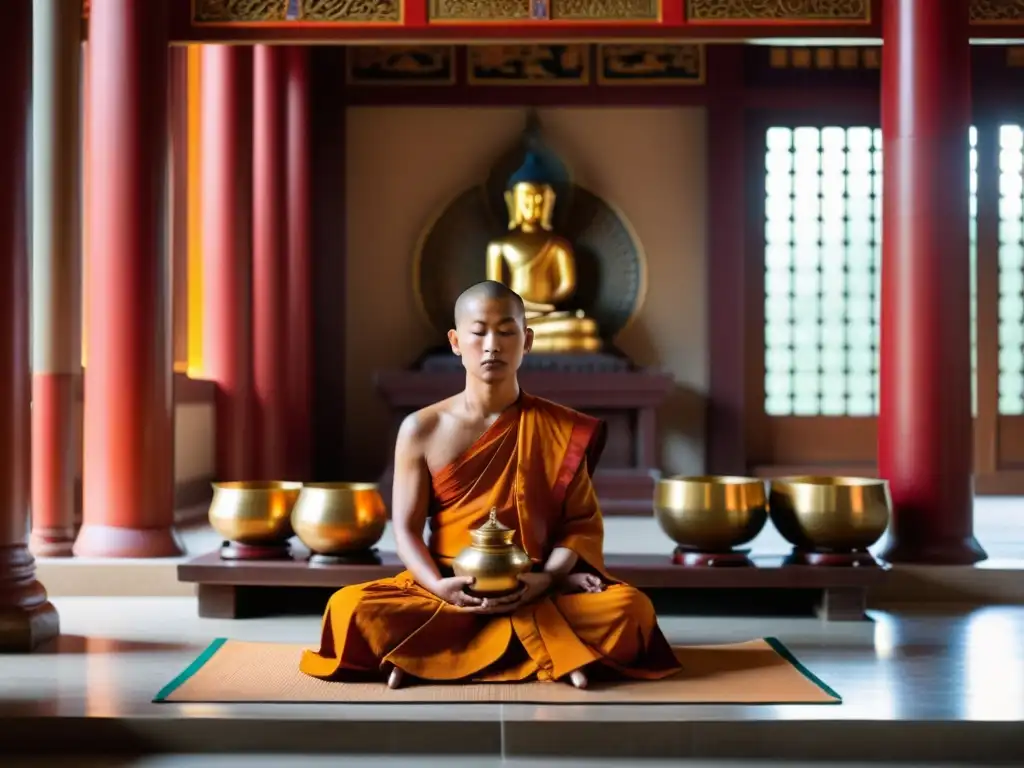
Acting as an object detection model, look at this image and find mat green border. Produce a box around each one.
[764,636,843,703]
[153,637,228,703]
[152,636,841,705]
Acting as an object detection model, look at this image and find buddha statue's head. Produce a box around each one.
[505,151,557,231]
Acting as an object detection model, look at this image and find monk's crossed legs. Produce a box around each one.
[301,577,663,688]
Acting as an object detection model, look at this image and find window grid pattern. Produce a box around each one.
[999,125,1024,415]
[764,126,881,416]
[764,125,979,417]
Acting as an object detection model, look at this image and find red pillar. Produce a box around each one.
[878,0,986,564]
[285,47,312,481]
[0,0,60,650]
[31,0,83,557]
[253,45,289,479]
[75,0,182,558]
[201,45,256,481]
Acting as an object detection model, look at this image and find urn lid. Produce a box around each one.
[471,507,517,547]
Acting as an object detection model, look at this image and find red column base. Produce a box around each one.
[0,545,61,652]
[29,529,75,558]
[72,524,184,558]
[31,373,78,559]
[880,536,987,566]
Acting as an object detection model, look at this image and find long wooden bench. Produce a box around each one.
[178,550,889,621]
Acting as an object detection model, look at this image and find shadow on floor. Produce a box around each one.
[33,635,199,655]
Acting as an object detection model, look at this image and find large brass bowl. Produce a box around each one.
[653,475,768,551]
[291,482,388,556]
[208,481,302,545]
[768,476,891,552]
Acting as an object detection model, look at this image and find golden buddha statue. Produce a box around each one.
[485,153,602,353]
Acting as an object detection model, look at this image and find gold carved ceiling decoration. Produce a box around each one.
[77,0,1024,27]
[302,0,401,22]
[971,0,1024,22]
[685,0,868,21]
[344,43,704,85]
[429,0,531,20]
[192,0,400,23]
[553,0,659,19]
[194,0,289,21]
[429,0,659,20]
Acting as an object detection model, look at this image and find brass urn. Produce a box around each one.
[452,507,532,596]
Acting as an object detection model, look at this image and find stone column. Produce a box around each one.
[30,0,82,558]
[74,0,181,557]
[0,0,60,651]
[202,45,256,481]
[285,47,312,481]
[253,45,289,479]
[877,0,987,564]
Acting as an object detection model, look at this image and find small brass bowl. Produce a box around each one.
[291,482,388,556]
[768,476,891,552]
[208,481,302,545]
[653,475,768,551]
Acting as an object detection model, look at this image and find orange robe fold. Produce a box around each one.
[298,393,681,683]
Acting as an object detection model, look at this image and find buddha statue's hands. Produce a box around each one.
[556,573,606,594]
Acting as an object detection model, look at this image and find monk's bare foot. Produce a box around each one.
[568,669,588,689]
[387,666,405,690]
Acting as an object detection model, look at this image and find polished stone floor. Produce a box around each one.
[11,759,1020,767]
[2,597,1023,761]
[8,496,1024,762]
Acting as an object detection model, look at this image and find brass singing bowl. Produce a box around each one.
[768,476,891,551]
[208,481,302,544]
[291,482,388,555]
[653,475,769,551]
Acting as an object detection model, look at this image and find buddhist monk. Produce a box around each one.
[298,280,681,689]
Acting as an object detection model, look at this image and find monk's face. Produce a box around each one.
[448,297,533,381]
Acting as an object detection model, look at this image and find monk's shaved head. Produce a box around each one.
[453,280,526,327]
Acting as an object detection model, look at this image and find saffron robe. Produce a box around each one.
[298,393,681,683]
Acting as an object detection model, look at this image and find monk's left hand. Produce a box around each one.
[556,573,605,594]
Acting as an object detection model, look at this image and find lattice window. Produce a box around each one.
[999,124,1024,415]
[763,126,882,416]
[764,125,979,417]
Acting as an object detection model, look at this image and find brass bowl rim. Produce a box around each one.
[769,475,889,489]
[299,482,381,492]
[212,480,304,491]
[657,474,766,487]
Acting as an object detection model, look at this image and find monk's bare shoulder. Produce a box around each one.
[396,396,461,453]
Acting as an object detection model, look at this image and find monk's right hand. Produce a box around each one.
[432,576,487,609]
[432,576,525,613]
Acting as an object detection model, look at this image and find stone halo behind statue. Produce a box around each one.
[412,112,646,371]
